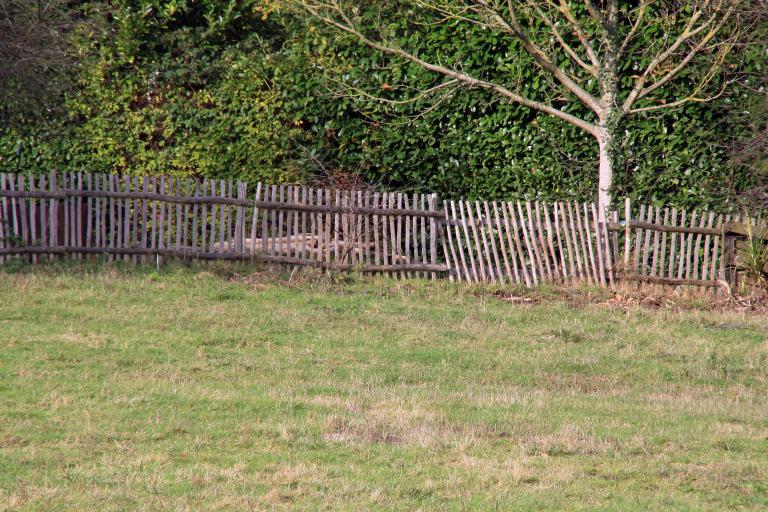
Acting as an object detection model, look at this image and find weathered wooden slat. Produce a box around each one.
[18,176,29,258]
[497,201,521,285]
[657,208,669,278]
[261,184,270,257]
[115,174,124,256]
[403,194,412,278]
[324,188,332,266]
[309,187,318,262]
[515,202,539,285]
[249,183,260,257]
[219,180,228,254]
[27,176,38,263]
[39,174,48,260]
[396,193,404,277]
[229,181,236,252]
[703,212,717,282]
[676,209,688,280]
[97,175,106,253]
[436,201,453,282]
[564,201,582,281]
[632,204,645,274]
[448,201,470,282]
[442,200,463,281]
[124,175,133,261]
[207,180,217,253]
[68,172,77,260]
[474,201,495,282]
[692,212,709,281]
[0,174,6,264]
[667,208,678,279]
[600,209,614,286]
[464,201,487,281]
[580,203,598,284]
[641,205,654,274]
[458,201,480,283]
[684,210,698,281]
[372,192,381,267]
[557,202,577,282]
[108,174,117,260]
[711,214,725,280]
[174,178,182,254]
[429,194,438,281]
[525,202,548,281]
[534,202,554,281]
[85,172,97,252]
[543,203,564,281]
[506,202,530,286]
[482,201,504,284]
[50,171,59,252]
[492,202,514,284]
[570,201,591,284]
[409,193,420,279]
[521,202,545,283]
[650,207,662,276]
[420,194,429,280]
[591,203,607,285]
[7,175,21,251]
[334,189,341,264]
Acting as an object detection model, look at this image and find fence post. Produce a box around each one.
[49,170,58,252]
[624,197,631,277]
[429,193,438,280]
[721,228,736,290]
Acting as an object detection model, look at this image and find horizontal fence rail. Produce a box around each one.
[0,171,756,289]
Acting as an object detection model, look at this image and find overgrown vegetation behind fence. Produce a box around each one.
[0,171,756,289]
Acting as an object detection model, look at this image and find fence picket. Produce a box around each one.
[591,203,606,285]
[482,201,504,284]
[515,202,539,285]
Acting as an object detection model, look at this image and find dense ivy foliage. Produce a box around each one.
[1,1,304,183]
[0,1,764,210]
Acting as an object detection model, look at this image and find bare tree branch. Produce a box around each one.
[303,1,600,135]
[621,3,733,112]
[474,0,602,111]
[556,0,601,70]
[619,1,650,56]
[527,0,598,77]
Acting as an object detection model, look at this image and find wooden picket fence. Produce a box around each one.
[0,171,446,276]
[0,171,753,289]
[610,200,747,287]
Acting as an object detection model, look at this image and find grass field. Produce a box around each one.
[1,263,767,511]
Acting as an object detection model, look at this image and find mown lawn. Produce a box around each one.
[0,263,767,511]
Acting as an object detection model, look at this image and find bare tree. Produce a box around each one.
[299,0,767,216]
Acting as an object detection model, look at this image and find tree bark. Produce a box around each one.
[596,128,614,219]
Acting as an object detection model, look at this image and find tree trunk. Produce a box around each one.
[596,127,614,220]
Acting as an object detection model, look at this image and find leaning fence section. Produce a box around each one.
[442,200,613,286]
